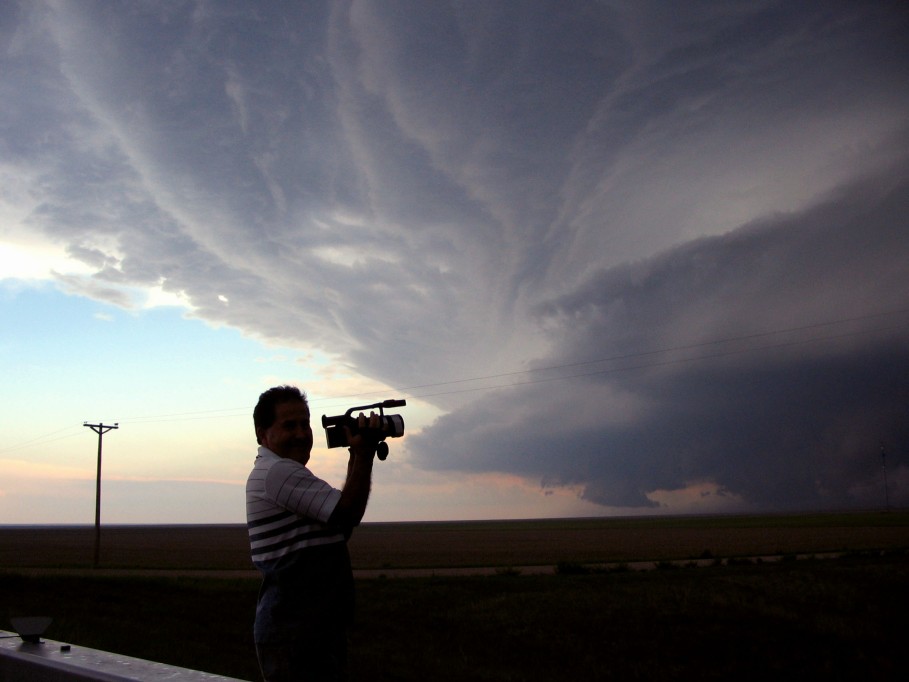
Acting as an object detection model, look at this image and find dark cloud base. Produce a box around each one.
[410,165,909,513]
[411,341,909,512]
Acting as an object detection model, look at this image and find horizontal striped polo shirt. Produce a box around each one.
[246,446,345,563]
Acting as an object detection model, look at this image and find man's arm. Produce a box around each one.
[328,413,379,531]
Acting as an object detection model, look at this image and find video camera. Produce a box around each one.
[322,399,406,461]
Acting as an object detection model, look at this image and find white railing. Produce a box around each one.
[0,630,248,681]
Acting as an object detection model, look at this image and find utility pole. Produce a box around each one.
[84,422,119,568]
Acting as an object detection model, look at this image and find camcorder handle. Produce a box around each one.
[322,399,406,461]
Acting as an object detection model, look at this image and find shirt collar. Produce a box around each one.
[257,445,280,461]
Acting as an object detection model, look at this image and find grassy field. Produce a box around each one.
[2,512,908,680]
[2,510,908,571]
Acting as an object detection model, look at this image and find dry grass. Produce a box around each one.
[348,512,909,569]
[2,511,908,681]
[1,510,906,572]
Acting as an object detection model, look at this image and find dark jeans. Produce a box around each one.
[256,634,348,681]
[254,544,355,681]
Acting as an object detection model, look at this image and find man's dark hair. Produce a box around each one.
[254,385,308,443]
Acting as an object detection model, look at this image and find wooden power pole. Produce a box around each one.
[83,422,119,568]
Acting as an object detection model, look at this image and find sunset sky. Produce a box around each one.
[2,0,908,524]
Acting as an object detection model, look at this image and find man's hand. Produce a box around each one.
[345,411,385,456]
[330,412,383,533]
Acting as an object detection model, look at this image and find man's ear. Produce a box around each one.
[255,427,266,445]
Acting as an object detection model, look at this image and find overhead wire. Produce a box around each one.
[4,307,907,452]
[317,307,909,402]
[0,425,85,456]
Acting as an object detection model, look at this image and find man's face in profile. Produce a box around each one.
[258,400,314,465]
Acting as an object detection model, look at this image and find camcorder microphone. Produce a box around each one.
[322,399,406,461]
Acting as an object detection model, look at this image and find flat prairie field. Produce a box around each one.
[2,512,909,681]
[1,510,907,572]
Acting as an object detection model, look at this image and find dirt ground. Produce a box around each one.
[2,511,907,573]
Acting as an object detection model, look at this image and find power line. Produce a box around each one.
[292,308,909,403]
[0,426,84,456]
[404,320,908,401]
[4,307,908,445]
[122,406,251,425]
[406,307,909,391]
[129,309,909,415]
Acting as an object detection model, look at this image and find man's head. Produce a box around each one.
[254,385,314,464]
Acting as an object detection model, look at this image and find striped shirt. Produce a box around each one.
[246,446,345,563]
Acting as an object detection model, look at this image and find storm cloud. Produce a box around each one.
[3,0,908,513]
[411,165,909,510]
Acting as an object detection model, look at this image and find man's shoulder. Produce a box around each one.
[252,449,328,491]
[253,447,293,471]
[256,445,280,461]
[248,448,287,488]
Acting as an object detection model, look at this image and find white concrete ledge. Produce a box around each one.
[0,631,248,681]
